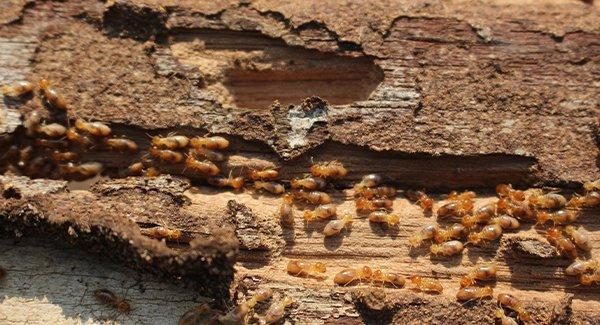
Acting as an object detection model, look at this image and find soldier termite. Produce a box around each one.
[433,223,466,243]
[409,276,443,293]
[104,138,138,152]
[456,286,493,301]
[151,135,189,149]
[565,259,599,276]
[467,224,503,245]
[405,190,434,213]
[303,204,337,221]
[367,211,400,226]
[436,200,473,219]
[140,226,183,242]
[2,81,34,97]
[93,289,132,313]
[536,209,579,226]
[150,147,185,163]
[190,136,229,150]
[545,227,578,259]
[38,79,68,110]
[497,293,531,323]
[207,175,245,190]
[355,197,393,212]
[263,297,294,324]
[286,260,327,278]
[564,226,591,252]
[323,215,353,237]
[460,264,498,287]
[490,215,520,230]
[74,118,111,137]
[310,161,347,178]
[408,225,438,247]
[254,181,285,195]
[291,190,332,204]
[529,193,567,210]
[495,308,519,325]
[291,176,326,190]
[371,270,406,288]
[430,240,464,256]
[333,266,373,285]
[37,123,67,138]
[248,169,279,181]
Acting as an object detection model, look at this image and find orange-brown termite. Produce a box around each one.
[430,240,464,256]
[456,286,493,301]
[405,190,434,213]
[50,150,78,163]
[565,259,599,276]
[247,288,273,308]
[140,226,183,242]
[355,197,393,212]
[460,264,498,287]
[433,223,466,243]
[448,190,477,201]
[496,184,525,202]
[60,162,103,178]
[496,198,536,221]
[371,269,406,288]
[460,214,493,229]
[436,200,473,219]
[254,181,285,194]
[467,224,503,245]
[74,118,111,137]
[536,209,579,226]
[151,135,189,149]
[490,215,520,230]
[367,211,400,226]
[546,227,578,259]
[568,191,600,208]
[333,266,373,285]
[529,192,567,210]
[263,297,294,324]
[190,136,229,150]
[291,176,326,190]
[279,194,294,227]
[286,260,327,278]
[303,204,337,221]
[408,225,438,247]
[248,169,279,181]
[38,79,68,110]
[579,273,600,286]
[495,308,519,325]
[104,138,138,152]
[207,175,245,190]
[150,147,184,163]
[2,81,34,97]
[310,161,347,178]
[409,276,443,293]
[353,174,382,191]
[184,154,219,175]
[189,147,225,162]
[144,167,161,177]
[323,215,353,237]
[93,289,132,313]
[66,127,93,147]
[291,190,332,204]
[355,186,397,199]
[564,226,591,252]
[124,162,144,176]
[36,123,67,138]
[497,293,531,323]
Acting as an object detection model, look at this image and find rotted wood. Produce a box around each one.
[0,0,599,324]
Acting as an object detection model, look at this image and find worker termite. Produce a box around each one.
[303,204,337,221]
[409,276,443,293]
[460,264,498,287]
[140,226,183,242]
[497,293,531,323]
[448,190,477,201]
[149,147,184,163]
[23,111,41,136]
[467,224,503,245]
[151,134,189,149]
[189,147,225,162]
[355,186,398,199]
[432,223,466,243]
[207,175,245,190]
[104,138,138,152]
[473,203,497,221]
[430,240,464,256]
[50,150,77,163]
[408,225,438,247]
[536,209,579,225]
[66,127,93,147]
[34,138,68,149]
[144,167,161,177]
[436,200,473,219]
[456,286,493,301]
[495,308,519,325]
[60,162,103,178]
[490,215,520,230]
[291,190,332,204]
[496,184,525,202]
[460,213,493,229]
[184,154,219,175]
[529,192,567,210]
[404,190,434,213]
[310,161,347,178]
[568,191,600,208]
[355,197,393,212]
[2,81,34,97]
[564,226,591,252]
[371,269,406,287]
[579,273,600,286]
[124,162,144,176]
[263,297,294,324]
[565,259,599,276]
[496,198,536,221]
[545,227,578,259]
[354,174,382,191]
[291,175,326,190]
[248,169,279,181]
[93,289,132,313]
[333,266,373,285]
[279,194,294,227]
[36,123,67,138]
[367,211,400,226]
[323,215,353,237]
[254,181,285,194]
[190,136,229,150]
[74,118,111,137]
[583,180,600,192]
[39,79,68,110]
[286,260,327,278]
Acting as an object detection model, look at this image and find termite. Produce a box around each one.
[467,224,503,245]
[456,286,493,301]
[2,81,34,97]
[140,226,183,242]
[207,175,245,190]
[303,204,337,221]
[473,203,497,221]
[189,147,225,162]
[333,266,372,285]
[150,147,184,163]
[448,190,476,201]
[104,138,138,152]
[568,191,600,208]
[323,215,353,237]
[430,240,464,256]
[279,194,294,227]
[433,223,466,243]
[60,162,102,178]
[496,184,525,202]
[37,123,67,138]
[23,111,42,136]
[354,174,382,191]
[460,264,498,287]
[583,180,600,192]
[190,136,229,150]
[310,161,347,178]
[291,190,331,204]
[461,214,493,229]
[50,150,77,163]
[371,269,406,288]
[286,260,326,278]
[263,297,293,324]
[490,215,520,230]
[565,259,598,276]
[34,138,69,149]
[497,293,531,323]
[66,127,93,147]
[94,289,132,313]
[536,209,579,226]
[545,227,578,259]
[184,154,219,175]
[408,225,438,247]
[579,273,600,286]
[38,79,68,110]
[495,308,519,325]
[291,176,326,190]
[254,181,285,194]
[144,167,161,177]
[564,226,591,252]
[74,118,111,137]
[496,198,536,221]
[409,276,443,293]
[404,190,434,213]
[436,200,473,219]
[529,192,567,210]
[151,135,189,149]
[248,169,279,181]
[355,197,393,212]
[355,186,397,199]
[124,162,144,176]
[367,211,400,226]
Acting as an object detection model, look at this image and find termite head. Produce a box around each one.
[117,300,132,313]
[314,262,327,273]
